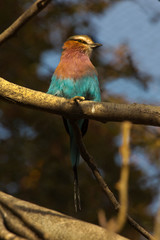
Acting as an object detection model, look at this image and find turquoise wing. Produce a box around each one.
[75,75,101,102]
[47,74,101,102]
[47,75,75,98]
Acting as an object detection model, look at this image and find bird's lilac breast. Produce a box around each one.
[47,48,101,101]
[54,50,97,80]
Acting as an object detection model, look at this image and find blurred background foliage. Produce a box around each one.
[0,0,160,239]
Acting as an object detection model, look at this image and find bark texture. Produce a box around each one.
[0,77,160,127]
[0,191,129,240]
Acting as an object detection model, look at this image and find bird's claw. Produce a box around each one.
[70,96,85,103]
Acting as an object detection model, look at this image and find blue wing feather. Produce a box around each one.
[47,74,101,102]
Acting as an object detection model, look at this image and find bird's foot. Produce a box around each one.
[70,96,85,103]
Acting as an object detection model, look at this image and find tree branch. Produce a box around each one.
[153,198,160,240]
[116,121,131,232]
[0,0,51,46]
[70,121,156,240]
[0,191,128,240]
[1,77,160,127]
[107,122,131,233]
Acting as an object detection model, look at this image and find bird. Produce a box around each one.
[47,35,101,211]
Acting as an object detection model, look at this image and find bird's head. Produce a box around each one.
[62,35,102,57]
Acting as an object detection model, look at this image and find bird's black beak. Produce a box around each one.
[90,43,102,48]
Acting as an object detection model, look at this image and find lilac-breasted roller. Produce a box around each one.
[47,35,101,211]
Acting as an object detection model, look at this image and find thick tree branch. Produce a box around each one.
[0,191,128,240]
[0,0,51,46]
[1,77,160,127]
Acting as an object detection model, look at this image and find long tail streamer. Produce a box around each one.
[73,166,81,212]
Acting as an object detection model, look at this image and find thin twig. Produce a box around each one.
[116,121,131,232]
[107,121,131,232]
[153,197,160,240]
[71,120,156,240]
[98,209,108,228]
[0,0,51,46]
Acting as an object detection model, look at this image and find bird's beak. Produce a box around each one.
[90,43,102,48]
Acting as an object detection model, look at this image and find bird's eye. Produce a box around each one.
[71,39,88,44]
[77,39,87,44]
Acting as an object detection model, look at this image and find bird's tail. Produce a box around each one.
[70,128,80,167]
[70,123,81,212]
[63,118,88,212]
